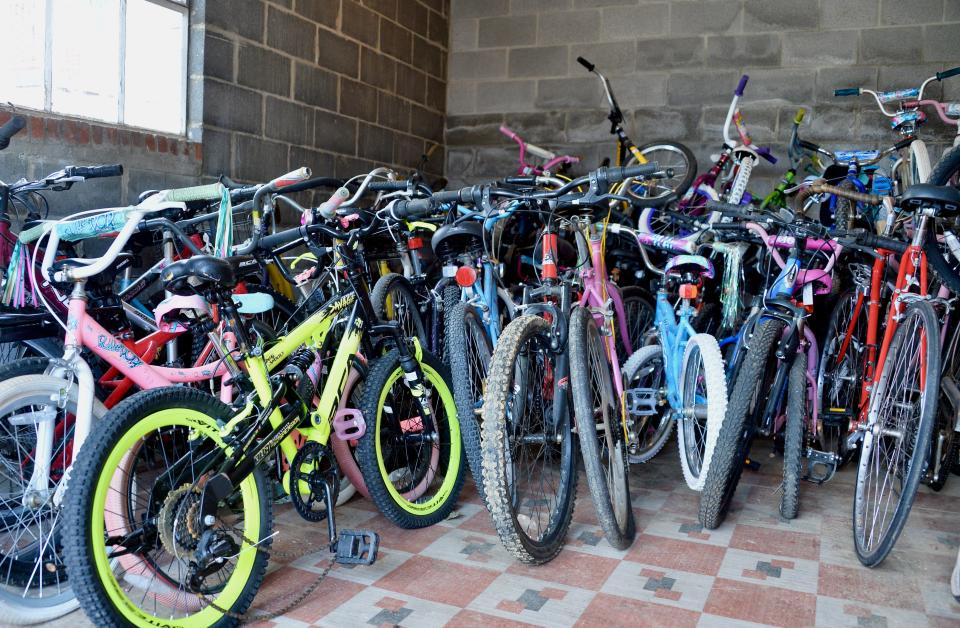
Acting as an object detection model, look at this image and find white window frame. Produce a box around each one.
[36,0,189,136]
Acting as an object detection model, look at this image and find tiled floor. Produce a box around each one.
[54,437,960,627]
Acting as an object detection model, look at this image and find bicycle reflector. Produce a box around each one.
[679,283,698,299]
[455,266,478,287]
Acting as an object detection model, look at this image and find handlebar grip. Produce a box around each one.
[269,167,312,189]
[735,75,749,96]
[258,226,306,251]
[368,181,409,192]
[164,183,225,203]
[19,222,50,244]
[798,139,821,153]
[612,163,660,181]
[391,198,435,219]
[937,66,960,81]
[576,56,595,72]
[705,200,751,217]
[793,108,805,125]
[834,88,860,97]
[0,116,26,150]
[433,189,465,203]
[862,232,907,254]
[65,164,124,179]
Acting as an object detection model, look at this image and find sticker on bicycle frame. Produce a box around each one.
[834,149,881,162]
[877,88,919,103]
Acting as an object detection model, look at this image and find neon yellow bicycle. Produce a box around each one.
[62,208,462,626]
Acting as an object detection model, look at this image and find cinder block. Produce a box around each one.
[476,80,536,112]
[235,135,289,181]
[784,105,857,142]
[361,48,397,91]
[394,133,427,168]
[879,63,944,97]
[238,44,292,96]
[601,5,668,40]
[340,78,379,121]
[335,154,376,177]
[201,127,232,176]
[289,145,335,175]
[536,76,603,109]
[414,37,445,76]
[705,34,781,68]
[503,111,568,143]
[703,103,778,142]
[923,24,960,62]
[539,10,601,45]
[475,145,525,176]
[364,0,399,20]
[860,26,922,64]
[446,80,477,114]
[815,67,878,103]
[610,71,668,107]
[381,18,413,63]
[378,91,412,131]
[451,19,479,50]
[667,69,739,106]
[204,80,263,135]
[358,122,395,163]
[398,2,430,34]
[315,111,358,154]
[206,0,265,42]
[512,0,572,14]
[565,109,613,142]
[734,68,815,103]
[267,6,316,61]
[342,2,380,47]
[743,0,818,31]
[509,46,569,78]
[882,0,944,25]
[204,32,235,82]
[451,0,510,19]
[426,76,446,110]
[411,104,445,140]
[294,62,338,110]
[781,30,857,65]
[819,0,878,28]
[450,50,508,79]
[635,37,705,69]
[570,42,637,74]
[428,10,449,45]
[265,96,314,145]
[318,30,360,77]
[479,15,538,48]
[631,106,701,141]
[297,0,339,28]
[398,63,429,104]
[446,113,507,145]
[669,1,741,35]
[575,0,638,8]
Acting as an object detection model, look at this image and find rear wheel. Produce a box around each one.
[481,315,577,564]
[622,345,672,464]
[853,300,939,566]
[618,285,655,358]
[371,274,429,350]
[569,308,634,550]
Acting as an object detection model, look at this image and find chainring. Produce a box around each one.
[289,442,340,522]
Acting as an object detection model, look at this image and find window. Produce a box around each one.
[0,0,189,136]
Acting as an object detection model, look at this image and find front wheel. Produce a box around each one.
[371,273,429,350]
[356,348,464,528]
[626,141,697,207]
[853,300,939,567]
[781,352,808,520]
[63,387,272,627]
[677,333,728,492]
[569,308,635,550]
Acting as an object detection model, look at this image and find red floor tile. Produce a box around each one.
[374,555,499,607]
[626,534,727,576]
[285,575,367,623]
[575,593,700,627]
[507,546,620,590]
[729,524,820,561]
[818,563,925,611]
[704,578,817,627]
[447,609,540,627]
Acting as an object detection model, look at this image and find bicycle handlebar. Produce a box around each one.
[735,75,749,97]
[0,116,26,151]
[64,164,123,179]
[834,88,860,97]
[576,56,595,72]
[938,66,960,81]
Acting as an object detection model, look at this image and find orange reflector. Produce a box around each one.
[455,266,478,287]
[679,283,698,299]
[408,237,423,250]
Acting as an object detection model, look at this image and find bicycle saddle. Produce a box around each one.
[899,184,960,216]
[664,254,715,280]
[431,221,484,257]
[162,255,241,296]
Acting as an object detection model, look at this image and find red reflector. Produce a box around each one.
[679,284,698,299]
[455,266,477,287]
[408,237,423,250]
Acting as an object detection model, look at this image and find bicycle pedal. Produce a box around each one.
[335,529,379,565]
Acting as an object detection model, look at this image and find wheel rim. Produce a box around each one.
[625,350,668,459]
[681,343,709,479]
[464,308,492,415]
[628,145,691,199]
[621,295,654,354]
[817,291,867,454]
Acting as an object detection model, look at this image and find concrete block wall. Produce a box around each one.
[445,0,960,188]
[202,0,450,184]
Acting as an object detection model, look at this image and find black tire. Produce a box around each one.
[853,300,940,567]
[0,337,63,364]
[63,387,272,626]
[447,299,493,503]
[569,308,635,550]
[700,318,785,529]
[618,285,656,358]
[481,315,577,564]
[356,348,464,528]
[626,141,698,207]
[830,179,858,231]
[781,352,806,520]
[922,225,960,297]
[926,398,958,491]
[929,143,960,188]
[371,273,429,349]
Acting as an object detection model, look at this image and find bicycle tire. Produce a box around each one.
[922,226,960,297]
[781,352,806,520]
[621,344,673,464]
[63,386,272,626]
[677,333,728,492]
[371,273,429,349]
[618,285,656,358]
[355,348,464,528]
[700,318,785,529]
[569,308,635,550]
[447,299,493,503]
[926,394,958,492]
[853,299,939,567]
[481,315,578,564]
[626,141,698,207]
[929,143,960,187]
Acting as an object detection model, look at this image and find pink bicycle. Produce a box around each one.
[500,124,580,176]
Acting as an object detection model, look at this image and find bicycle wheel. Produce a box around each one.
[924,389,957,491]
[482,315,578,564]
[356,348,464,528]
[618,285,655,358]
[371,273,429,349]
[63,387,272,626]
[782,352,807,520]
[929,144,960,188]
[447,300,493,503]
[621,344,672,464]
[0,373,108,625]
[677,333,728,492]
[569,308,635,550]
[853,300,939,566]
[626,141,697,207]
[817,288,869,458]
[700,318,785,529]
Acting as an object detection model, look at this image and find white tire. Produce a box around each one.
[677,334,728,491]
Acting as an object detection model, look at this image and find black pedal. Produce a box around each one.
[335,529,379,565]
[821,408,852,427]
[803,448,839,485]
